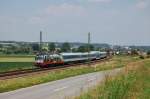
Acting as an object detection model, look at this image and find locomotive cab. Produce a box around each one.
[35,55,46,67]
[35,54,64,67]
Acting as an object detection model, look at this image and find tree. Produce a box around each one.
[0,44,3,48]
[31,43,40,51]
[131,49,138,55]
[147,50,150,55]
[48,43,56,52]
[4,45,17,54]
[77,44,95,52]
[89,44,94,51]
[71,48,78,52]
[61,42,71,52]
[21,46,32,54]
[78,46,87,52]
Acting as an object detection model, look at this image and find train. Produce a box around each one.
[34,51,107,68]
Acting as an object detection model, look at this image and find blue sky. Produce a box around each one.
[0,0,150,45]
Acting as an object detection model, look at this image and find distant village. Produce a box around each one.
[0,41,150,57]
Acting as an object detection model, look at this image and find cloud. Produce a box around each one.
[29,16,44,24]
[44,3,86,16]
[29,3,86,24]
[135,0,148,9]
[0,16,27,25]
[88,0,112,3]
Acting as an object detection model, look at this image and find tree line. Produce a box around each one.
[0,42,98,55]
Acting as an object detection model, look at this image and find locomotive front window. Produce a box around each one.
[35,56,44,60]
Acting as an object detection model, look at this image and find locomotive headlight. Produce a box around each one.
[37,60,43,63]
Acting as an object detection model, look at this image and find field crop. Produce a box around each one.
[0,55,141,93]
[0,55,35,72]
[0,55,34,62]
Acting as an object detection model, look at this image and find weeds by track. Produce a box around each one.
[0,58,110,80]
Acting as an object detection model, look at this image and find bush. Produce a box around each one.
[139,55,145,59]
[147,51,150,55]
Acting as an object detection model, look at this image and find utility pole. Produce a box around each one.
[88,32,91,66]
[40,31,42,53]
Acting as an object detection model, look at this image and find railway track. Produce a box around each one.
[0,58,110,80]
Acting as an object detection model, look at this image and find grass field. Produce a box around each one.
[0,55,35,72]
[0,56,141,93]
[76,58,150,99]
[0,62,34,73]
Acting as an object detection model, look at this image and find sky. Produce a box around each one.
[0,0,150,45]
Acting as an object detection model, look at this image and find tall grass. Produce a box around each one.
[76,59,150,99]
[0,63,120,93]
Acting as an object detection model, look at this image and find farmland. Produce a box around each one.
[0,55,35,73]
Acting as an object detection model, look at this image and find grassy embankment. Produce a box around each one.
[0,55,35,72]
[0,56,140,93]
[76,58,150,99]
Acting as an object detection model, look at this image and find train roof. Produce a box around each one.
[36,51,107,57]
[90,51,107,54]
[60,51,101,56]
[90,51,100,53]
[60,53,83,56]
[99,52,107,54]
